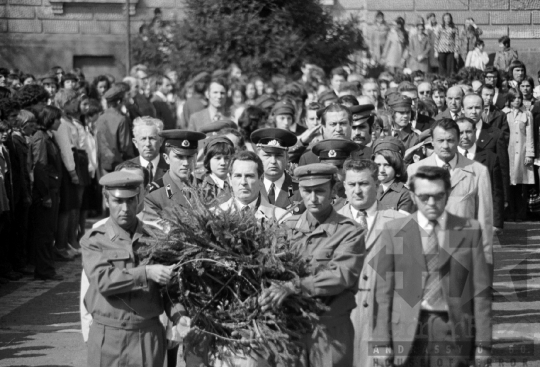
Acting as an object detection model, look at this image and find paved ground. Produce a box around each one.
[0,222,539,366]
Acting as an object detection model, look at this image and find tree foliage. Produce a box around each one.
[132,0,365,82]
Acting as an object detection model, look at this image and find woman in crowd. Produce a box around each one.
[21,74,36,86]
[504,88,535,221]
[382,16,408,74]
[465,39,489,71]
[245,80,258,106]
[432,84,447,114]
[52,89,83,260]
[369,11,390,65]
[372,138,414,213]
[229,84,247,122]
[30,105,63,280]
[408,16,430,73]
[494,36,518,74]
[200,137,235,203]
[237,106,266,152]
[436,13,459,77]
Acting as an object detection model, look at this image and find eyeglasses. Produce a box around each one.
[415,193,446,202]
[418,90,431,95]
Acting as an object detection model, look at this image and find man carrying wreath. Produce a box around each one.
[259,163,365,367]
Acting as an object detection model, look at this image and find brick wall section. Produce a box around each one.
[0,0,182,35]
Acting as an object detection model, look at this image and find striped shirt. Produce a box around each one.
[436,26,459,53]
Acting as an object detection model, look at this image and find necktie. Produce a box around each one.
[464,150,468,159]
[356,210,368,231]
[423,221,445,309]
[442,163,451,171]
[241,205,250,214]
[213,112,222,122]
[147,162,154,183]
[268,183,276,205]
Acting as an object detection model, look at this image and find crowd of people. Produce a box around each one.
[0,9,537,367]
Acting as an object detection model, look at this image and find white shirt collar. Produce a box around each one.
[350,200,378,229]
[434,153,458,171]
[417,210,447,232]
[458,144,476,158]
[235,197,258,211]
[381,179,395,193]
[210,173,226,189]
[475,119,483,139]
[139,155,160,175]
[264,174,286,197]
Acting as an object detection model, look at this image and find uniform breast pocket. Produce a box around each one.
[313,250,334,269]
[105,250,131,269]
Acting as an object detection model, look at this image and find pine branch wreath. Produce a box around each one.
[137,187,327,364]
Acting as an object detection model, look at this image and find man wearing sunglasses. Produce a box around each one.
[407,118,494,281]
[373,165,492,367]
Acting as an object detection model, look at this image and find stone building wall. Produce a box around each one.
[1,0,540,78]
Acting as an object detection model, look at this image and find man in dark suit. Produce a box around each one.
[484,66,506,110]
[128,116,169,184]
[373,166,492,367]
[150,75,176,130]
[251,128,301,211]
[435,86,463,120]
[188,77,231,132]
[297,103,372,166]
[462,93,510,207]
[457,117,504,230]
[480,84,510,144]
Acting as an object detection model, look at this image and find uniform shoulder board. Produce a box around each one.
[148,178,165,193]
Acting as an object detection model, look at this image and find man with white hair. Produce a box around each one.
[127,117,169,183]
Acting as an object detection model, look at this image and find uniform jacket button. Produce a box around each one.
[121,322,127,327]
[326,253,331,259]
[363,274,368,280]
[363,301,368,307]
[307,240,312,245]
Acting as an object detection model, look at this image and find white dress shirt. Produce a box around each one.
[457,144,476,160]
[417,210,448,311]
[235,197,258,211]
[210,173,226,190]
[350,200,378,230]
[475,119,483,140]
[434,153,458,176]
[139,155,160,178]
[264,174,285,202]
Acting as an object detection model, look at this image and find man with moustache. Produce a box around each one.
[250,128,301,210]
[457,117,505,231]
[462,93,510,209]
[435,85,464,120]
[128,117,169,184]
[349,104,375,149]
[297,103,372,166]
[337,159,406,367]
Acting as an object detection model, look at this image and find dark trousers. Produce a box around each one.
[401,311,469,367]
[438,52,455,77]
[506,184,530,220]
[12,201,30,268]
[31,192,60,278]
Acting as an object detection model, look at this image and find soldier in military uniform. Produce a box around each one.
[349,104,375,149]
[312,139,360,211]
[258,163,365,367]
[218,150,289,222]
[81,171,183,367]
[143,130,206,220]
[386,92,420,153]
[250,127,302,212]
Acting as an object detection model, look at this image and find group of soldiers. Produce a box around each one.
[81,81,495,366]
